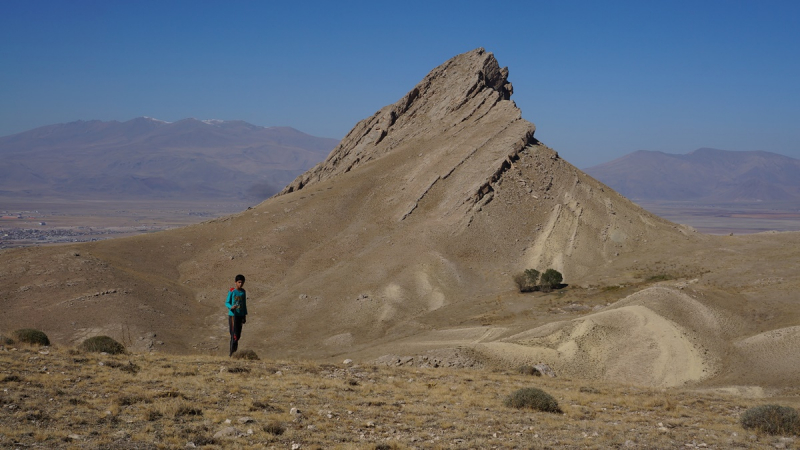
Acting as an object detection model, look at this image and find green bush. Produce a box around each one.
[504,387,562,413]
[513,268,540,292]
[79,335,126,354]
[540,269,563,292]
[232,349,259,360]
[740,404,800,435]
[12,328,50,346]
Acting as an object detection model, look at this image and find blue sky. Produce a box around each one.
[1,1,798,168]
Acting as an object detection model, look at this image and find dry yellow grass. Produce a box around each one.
[2,343,798,449]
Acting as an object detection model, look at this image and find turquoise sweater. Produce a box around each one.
[226,289,247,317]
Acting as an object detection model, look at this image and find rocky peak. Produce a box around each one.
[280,48,526,196]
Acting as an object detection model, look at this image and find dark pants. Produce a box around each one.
[228,315,244,356]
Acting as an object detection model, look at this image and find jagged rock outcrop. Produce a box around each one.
[277,48,695,280]
[281,48,520,197]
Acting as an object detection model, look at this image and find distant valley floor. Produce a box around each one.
[3,198,800,248]
[635,200,800,235]
[0,197,252,249]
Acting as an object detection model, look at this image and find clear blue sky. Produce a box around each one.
[2,0,798,168]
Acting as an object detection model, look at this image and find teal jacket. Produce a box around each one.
[226,288,247,317]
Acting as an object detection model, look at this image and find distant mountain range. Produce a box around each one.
[584,148,800,203]
[0,117,338,201]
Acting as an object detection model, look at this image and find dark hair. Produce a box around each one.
[235,274,245,282]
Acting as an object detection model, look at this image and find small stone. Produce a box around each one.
[292,444,301,450]
[343,359,353,365]
[213,427,238,438]
[237,417,254,424]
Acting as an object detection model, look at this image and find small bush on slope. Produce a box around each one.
[504,387,562,413]
[232,349,259,360]
[513,268,541,292]
[12,329,50,346]
[740,404,800,435]
[80,336,126,354]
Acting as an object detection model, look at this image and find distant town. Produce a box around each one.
[1,210,169,249]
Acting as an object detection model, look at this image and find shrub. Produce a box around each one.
[232,349,259,360]
[540,269,563,292]
[513,268,540,292]
[517,365,542,376]
[740,404,800,435]
[12,328,50,346]
[79,335,126,354]
[0,334,14,345]
[263,421,285,435]
[504,387,562,413]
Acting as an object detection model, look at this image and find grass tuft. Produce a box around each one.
[251,401,283,412]
[740,404,800,435]
[518,365,542,376]
[232,349,259,360]
[79,335,125,354]
[263,421,285,435]
[504,387,563,413]
[12,328,50,346]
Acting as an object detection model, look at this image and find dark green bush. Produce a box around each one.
[740,404,800,435]
[12,328,50,346]
[232,349,259,360]
[504,387,562,413]
[513,268,540,292]
[79,335,126,354]
[0,334,14,345]
[540,269,563,292]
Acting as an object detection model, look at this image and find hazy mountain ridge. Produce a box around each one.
[585,148,800,202]
[0,118,338,200]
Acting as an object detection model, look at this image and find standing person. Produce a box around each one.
[225,274,247,357]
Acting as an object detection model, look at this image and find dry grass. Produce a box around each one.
[1,344,797,449]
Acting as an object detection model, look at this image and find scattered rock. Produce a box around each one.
[533,364,556,377]
[213,427,238,438]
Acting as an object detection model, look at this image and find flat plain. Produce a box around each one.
[0,198,250,249]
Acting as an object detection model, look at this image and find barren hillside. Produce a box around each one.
[2,49,800,392]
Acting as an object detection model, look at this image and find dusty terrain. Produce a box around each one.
[2,343,798,449]
[2,48,800,448]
